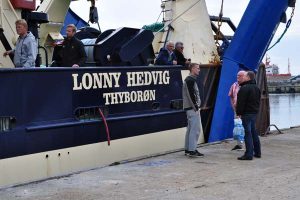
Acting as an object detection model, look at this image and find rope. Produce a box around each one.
[215,0,225,47]
[154,0,203,36]
[98,108,111,146]
[267,7,295,51]
[156,11,163,23]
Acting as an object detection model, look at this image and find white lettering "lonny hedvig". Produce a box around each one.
[72,71,170,90]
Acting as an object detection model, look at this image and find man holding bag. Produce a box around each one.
[228,70,246,150]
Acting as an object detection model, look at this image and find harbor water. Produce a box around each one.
[270,93,300,129]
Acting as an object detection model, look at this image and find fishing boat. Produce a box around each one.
[0,0,295,188]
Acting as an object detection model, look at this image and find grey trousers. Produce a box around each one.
[185,110,202,151]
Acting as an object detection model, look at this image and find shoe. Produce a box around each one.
[184,150,192,155]
[231,145,243,151]
[254,154,261,158]
[188,150,204,157]
[237,155,253,160]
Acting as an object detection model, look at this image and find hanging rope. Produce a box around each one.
[267,7,295,51]
[215,0,225,47]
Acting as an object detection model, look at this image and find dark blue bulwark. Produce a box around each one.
[0,66,186,159]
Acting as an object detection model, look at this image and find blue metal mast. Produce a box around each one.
[209,0,291,142]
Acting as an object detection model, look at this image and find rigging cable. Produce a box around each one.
[156,1,164,24]
[156,11,163,23]
[267,7,295,51]
[154,0,203,36]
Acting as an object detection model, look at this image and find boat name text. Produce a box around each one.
[72,71,170,105]
[72,71,170,90]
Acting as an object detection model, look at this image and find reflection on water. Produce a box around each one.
[270,93,300,129]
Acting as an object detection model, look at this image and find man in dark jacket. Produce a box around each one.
[173,42,191,67]
[155,41,177,65]
[61,24,87,67]
[182,63,204,157]
[236,71,261,160]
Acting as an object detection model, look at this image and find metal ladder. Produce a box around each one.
[159,0,175,48]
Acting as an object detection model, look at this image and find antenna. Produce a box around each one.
[265,54,270,66]
[288,58,291,74]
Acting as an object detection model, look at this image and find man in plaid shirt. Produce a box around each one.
[228,70,246,150]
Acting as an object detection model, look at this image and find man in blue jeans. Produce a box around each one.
[236,71,261,160]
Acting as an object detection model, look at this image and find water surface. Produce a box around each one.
[270,93,300,129]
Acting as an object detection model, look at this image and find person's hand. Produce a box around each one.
[3,50,12,57]
[72,64,79,68]
[173,60,177,65]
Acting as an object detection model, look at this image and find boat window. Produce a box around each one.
[170,99,183,110]
[74,106,108,121]
[152,102,160,111]
[0,117,16,132]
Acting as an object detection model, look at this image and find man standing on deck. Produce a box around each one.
[155,41,177,65]
[60,24,87,67]
[236,71,261,160]
[229,70,246,150]
[3,19,37,68]
[182,63,204,157]
[173,42,191,67]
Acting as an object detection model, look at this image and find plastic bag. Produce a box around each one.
[233,118,245,142]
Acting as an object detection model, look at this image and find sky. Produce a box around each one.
[71,0,300,75]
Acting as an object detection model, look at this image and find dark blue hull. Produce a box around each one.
[0,65,220,160]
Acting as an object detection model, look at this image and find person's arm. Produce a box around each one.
[155,49,170,65]
[23,38,37,68]
[171,53,177,65]
[236,87,247,116]
[174,51,185,66]
[3,49,14,57]
[75,41,87,67]
[228,84,235,109]
[186,77,198,111]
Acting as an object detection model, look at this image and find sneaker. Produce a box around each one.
[188,150,204,157]
[231,145,243,151]
[237,155,253,160]
[254,154,261,158]
[184,150,192,155]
